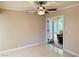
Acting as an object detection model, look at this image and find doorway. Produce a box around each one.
[47,16,64,49]
[53,16,64,49]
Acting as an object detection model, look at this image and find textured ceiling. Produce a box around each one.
[0,1,79,12]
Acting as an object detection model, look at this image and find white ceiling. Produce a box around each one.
[0,1,79,12]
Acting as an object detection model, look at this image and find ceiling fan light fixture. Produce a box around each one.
[39,6,43,9]
[37,10,45,15]
[37,6,46,15]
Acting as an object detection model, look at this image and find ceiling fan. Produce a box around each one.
[34,1,57,15]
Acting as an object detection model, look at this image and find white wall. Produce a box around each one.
[0,9,46,51]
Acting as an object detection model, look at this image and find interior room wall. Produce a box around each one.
[0,9,46,51]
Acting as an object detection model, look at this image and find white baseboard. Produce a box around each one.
[0,41,46,53]
[64,48,79,57]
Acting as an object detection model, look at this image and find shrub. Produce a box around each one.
[59,29,63,34]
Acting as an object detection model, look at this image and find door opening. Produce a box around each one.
[47,16,64,49]
[53,16,64,49]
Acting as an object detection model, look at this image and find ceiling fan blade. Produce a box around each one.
[46,9,57,11]
[45,11,49,14]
